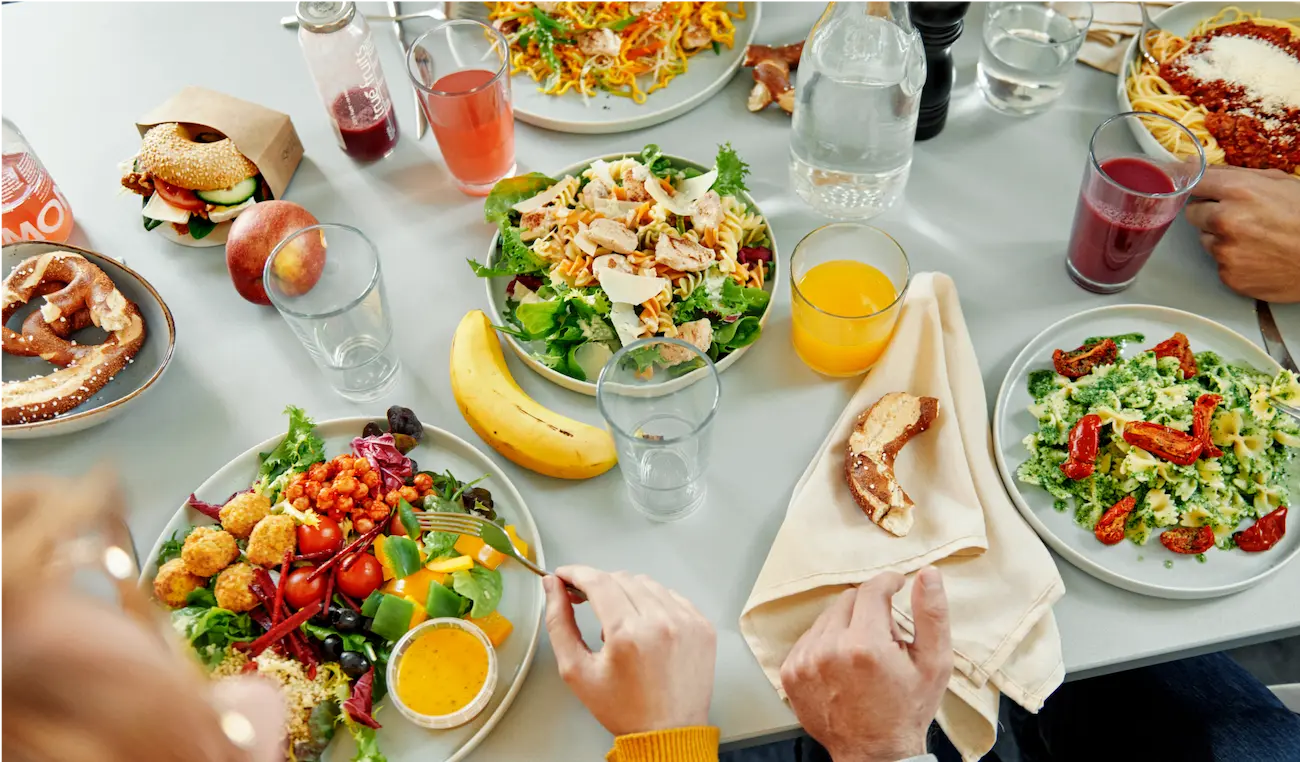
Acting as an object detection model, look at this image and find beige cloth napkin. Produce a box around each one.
[739,273,1066,762]
[1078,1,1175,74]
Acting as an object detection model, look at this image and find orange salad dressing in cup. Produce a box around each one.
[388,619,498,729]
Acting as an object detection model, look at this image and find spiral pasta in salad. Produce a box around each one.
[470,143,774,383]
[489,2,747,103]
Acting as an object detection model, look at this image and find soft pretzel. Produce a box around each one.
[844,392,940,537]
[2,252,146,425]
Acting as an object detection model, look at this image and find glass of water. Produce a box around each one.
[264,223,401,402]
[596,338,721,522]
[977,2,1093,115]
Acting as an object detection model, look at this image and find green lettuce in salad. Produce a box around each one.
[253,405,326,503]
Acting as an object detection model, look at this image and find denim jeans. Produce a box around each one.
[723,652,1300,762]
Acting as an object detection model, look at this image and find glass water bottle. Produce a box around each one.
[790,2,927,219]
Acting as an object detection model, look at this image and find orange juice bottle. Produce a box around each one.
[2,119,74,245]
[792,259,900,376]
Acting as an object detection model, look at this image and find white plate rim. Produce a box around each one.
[137,417,545,762]
[2,240,176,438]
[992,304,1300,599]
[482,151,782,396]
[509,5,761,134]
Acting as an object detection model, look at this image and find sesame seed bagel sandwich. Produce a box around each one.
[121,122,271,245]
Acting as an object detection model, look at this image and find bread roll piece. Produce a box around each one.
[844,392,940,537]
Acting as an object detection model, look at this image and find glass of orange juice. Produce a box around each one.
[790,223,909,376]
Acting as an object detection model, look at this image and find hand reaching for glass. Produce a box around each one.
[543,566,717,737]
[780,568,954,762]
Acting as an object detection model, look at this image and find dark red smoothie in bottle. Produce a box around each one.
[332,87,400,162]
[1067,157,1179,291]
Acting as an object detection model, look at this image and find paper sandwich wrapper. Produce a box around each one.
[740,273,1066,762]
[136,86,304,248]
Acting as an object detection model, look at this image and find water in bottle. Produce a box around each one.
[790,2,926,220]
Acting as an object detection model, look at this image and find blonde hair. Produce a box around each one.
[2,473,253,762]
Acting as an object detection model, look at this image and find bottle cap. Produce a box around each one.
[296,1,356,33]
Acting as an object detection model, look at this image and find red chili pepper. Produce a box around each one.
[239,600,323,656]
[1160,525,1215,554]
[1235,506,1288,552]
[306,521,388,583]
[272,550,292,626]
[1094,495,1136,545]
[342,668,382,729]
[1061,414,1102,480]
[1150,332,1197,379]
[1052,339,1118,378]
[1192,394,1223,458]
[1123,421,1204,466]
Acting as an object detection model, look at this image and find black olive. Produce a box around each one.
[407,458,419,474]
[340,650,370,678]
[335,609,362,633]
[387,406,423,441]
[322,634,344,662]
[361,617,375,633]
[327,604,346,626]
[362,421,384,439]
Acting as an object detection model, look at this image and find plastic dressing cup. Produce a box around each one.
[386,618,498,729]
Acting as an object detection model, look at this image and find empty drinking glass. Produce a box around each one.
[264,223,401,402]
[977,2,1092,115]
[596,338,721,522]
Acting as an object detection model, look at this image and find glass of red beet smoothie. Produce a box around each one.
[1066,112,1205,294]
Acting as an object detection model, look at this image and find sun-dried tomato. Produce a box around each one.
[1052,339,1118,379]
[1235,506,1288,552]
[1192,394,1223,458]
[1094,495,1136,545]
[1160,525,1215,554]
[1150,332,1197,379]
[1061,414,1102,480]
[1123,421,1204,466]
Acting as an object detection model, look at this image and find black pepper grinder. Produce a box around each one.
[910,2,971,140]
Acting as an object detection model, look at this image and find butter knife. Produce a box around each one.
[388,0,428,140]
[1257,299,1298,373]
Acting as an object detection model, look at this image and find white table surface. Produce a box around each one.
[5,2,1300,759]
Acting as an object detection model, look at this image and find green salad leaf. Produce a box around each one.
[185,585,219,608]
[156,526,197,568]
[639,144,674,179]
[607,14,637,30]
[712,316,762,356]
[421,492,466,560]
[254,406,325,503]
[514,300,567,338]
[452,566,503,618]
[525,8,573,75]
[468,224,548,278]
[171,605,256,669]
[712,142,751,197]
[293,701,339,762]
[186,215,216,240]
[483,172,557,224]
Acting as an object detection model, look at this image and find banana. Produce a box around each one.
[450,310,618,480]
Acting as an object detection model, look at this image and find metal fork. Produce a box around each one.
[417,512,587,602]
[1136,3,1162,68]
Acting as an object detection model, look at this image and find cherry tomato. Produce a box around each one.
[152,177,206,213]
[298,515,343,556]
[1094,495,1136,546]
[1235,505,1287,552]
[336,553,383,599]
[283,566,326,610]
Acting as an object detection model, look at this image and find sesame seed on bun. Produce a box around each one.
[138,123,258,191]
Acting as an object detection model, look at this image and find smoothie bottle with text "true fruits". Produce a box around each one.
[2,118,74,245]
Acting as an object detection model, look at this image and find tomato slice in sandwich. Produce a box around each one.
[153,177,206,213]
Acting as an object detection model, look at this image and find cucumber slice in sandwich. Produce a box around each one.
[195,176,258,206]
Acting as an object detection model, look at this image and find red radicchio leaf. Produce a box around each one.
[738,246,772,264]
[351,433,412,494]
[507,275,544,298]
[186,488,252,521]
[343,668,381,729]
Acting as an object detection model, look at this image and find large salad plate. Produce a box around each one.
[993,305,1300,599]
[484,151,781,396]
[1114,2,1300,163]
[2,241,175,439]
[139,418,545,762]
[509,5,761,134]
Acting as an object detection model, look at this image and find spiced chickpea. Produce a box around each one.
[355,517,374,534]
[354,458,371,475]
[305,481,321,500]
[413,473,433,492]
[336,455,355,471]
[336,496,355,514]
[335,476,359,496]
[285,483,304,502]
[362,471,381,490]
[399,486,419,504]
[308,463,330,482]
[355,483,369,499]
[292,497,310,512]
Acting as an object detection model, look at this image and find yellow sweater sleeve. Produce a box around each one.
[606,727,721,762]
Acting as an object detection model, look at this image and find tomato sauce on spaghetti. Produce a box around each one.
[1160,22,1300,173]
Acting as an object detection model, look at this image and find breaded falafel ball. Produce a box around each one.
[214,562,259,613]
[220,492,272,539]
[247,514,296,567]
[153,558,205,608]
[181,526,240,577]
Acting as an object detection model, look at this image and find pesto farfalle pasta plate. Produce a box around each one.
[471,145,780,395]
[993,305,1300,599]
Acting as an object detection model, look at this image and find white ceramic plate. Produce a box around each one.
[483,151,781,396]
[139,417,545,762]
[1115,2,1300,163]
[509,6,761,134]
[993,305,1300,599]
[2,241,175,439]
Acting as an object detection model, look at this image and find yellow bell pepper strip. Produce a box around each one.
[453,535,507,570]
[381,567,447,606]
[405,595,428,629]
[468,610,514,647]
[425,555,474,573]
[373,535,396,581]
[504,525,531,561]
